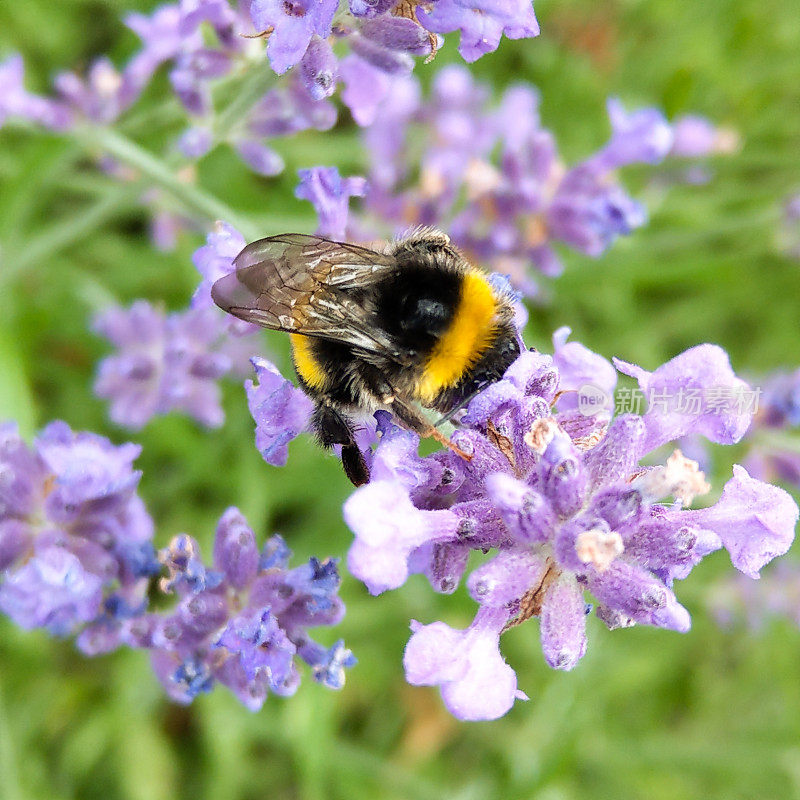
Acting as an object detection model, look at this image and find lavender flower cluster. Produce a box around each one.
[2,0,734,268]
[93,300,258,430]
[0,0,539,181]
[355,66,734,293]
[4,0,797,731]
[332,338,796,720]
[0,422,354,709]
[188,230,798,721]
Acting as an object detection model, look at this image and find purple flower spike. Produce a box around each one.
[404,607,524,721]
[547,168,647,257]
[246,356,314,466]
[94,302,245,430]
[613,344,754,458]
[295,167,367,240]
[337,327,797,719]
[148,507,354,709]
[250,0,338,74]
[0,54,71,131]
[344,481,460,594]
[591,98,673,171]
[679,465,798,578]
[418,0,539,63]
[0,421,153,637]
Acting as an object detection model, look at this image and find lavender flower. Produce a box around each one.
[246,357,314,466]
[295,167,368,240]
[299,35,339,101]
[590,98,673,171]
[232,75,337,175]
[356,69,714,291]
[417,0,539,63]
[669,115,740,158]
[54,57,144,123]
[342,342,798,720]
[0,422,155,635]
[93,301,258,430]
[145,507,354,709]
[613,344,752,458]
[125,4,201,89]
[250,0,339,75]
[0,54,71,131]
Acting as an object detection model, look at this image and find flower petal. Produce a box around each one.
[679,465,798,577]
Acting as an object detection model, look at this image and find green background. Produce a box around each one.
[1,0,799,798]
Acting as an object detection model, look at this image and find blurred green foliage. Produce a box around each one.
[1,0,799,798]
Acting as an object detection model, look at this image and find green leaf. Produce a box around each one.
[0,322,36,435]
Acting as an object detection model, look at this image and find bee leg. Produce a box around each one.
[312,403,370,487]
[359,366,472,463]
[387,397,473,462]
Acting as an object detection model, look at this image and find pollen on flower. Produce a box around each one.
[572,427,608,451]
[524,417,560,455]
[575,528,624,571]
[636,449,711,505]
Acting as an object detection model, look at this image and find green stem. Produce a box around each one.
[0,182,144,287]
[0,685,25,800]
[644,208,779,249]
[213,63,275,141]
[81,126,262,240]
[752,430,800,456]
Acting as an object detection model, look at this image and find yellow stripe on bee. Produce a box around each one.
[291,334,327,391]
[417,271,498,404]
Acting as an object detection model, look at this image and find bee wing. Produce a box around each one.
[211,233,400,356]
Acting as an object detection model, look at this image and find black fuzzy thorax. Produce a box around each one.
[373,262,462,356]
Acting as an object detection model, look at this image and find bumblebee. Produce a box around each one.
[211,228,521,486]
